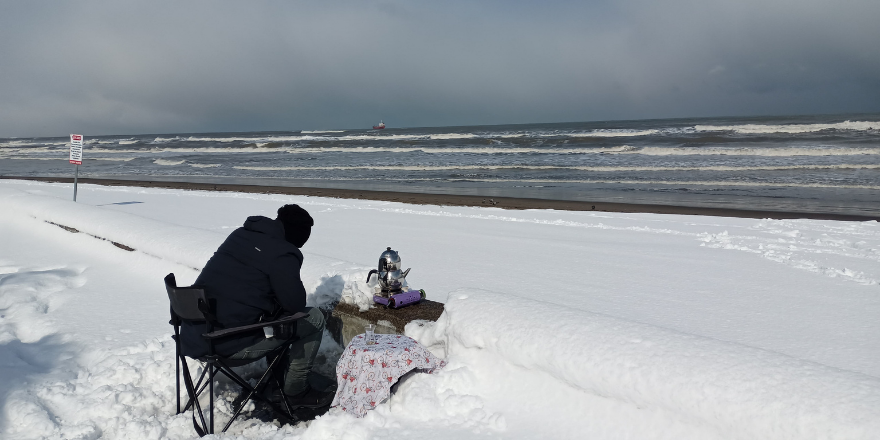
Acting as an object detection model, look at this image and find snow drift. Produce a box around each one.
[411,290,880,439]
[2,181,880,439]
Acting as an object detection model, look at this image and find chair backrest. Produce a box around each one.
[165,273,211,322]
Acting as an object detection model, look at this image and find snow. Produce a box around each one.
[1,179,879,439]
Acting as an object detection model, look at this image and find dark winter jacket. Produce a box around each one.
[179,216,307,358]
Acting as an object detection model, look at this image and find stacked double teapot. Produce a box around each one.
[366,247,426,309]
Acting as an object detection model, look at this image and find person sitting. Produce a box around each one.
[179,204,333,408]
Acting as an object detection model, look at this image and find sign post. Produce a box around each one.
[69,134,83,201]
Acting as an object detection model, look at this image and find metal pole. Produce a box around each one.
[73,165,79,202]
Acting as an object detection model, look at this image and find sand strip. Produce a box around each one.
[4,176,878,222]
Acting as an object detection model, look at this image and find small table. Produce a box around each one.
[331,333,446,417]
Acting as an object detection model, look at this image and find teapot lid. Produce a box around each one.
[378,247,401,271]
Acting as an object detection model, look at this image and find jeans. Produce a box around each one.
[228,307,325,395]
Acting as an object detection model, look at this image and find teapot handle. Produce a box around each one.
[366,269,378,283]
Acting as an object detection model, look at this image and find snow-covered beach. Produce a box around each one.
[1,179,878,439]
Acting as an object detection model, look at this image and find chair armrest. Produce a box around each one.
[201,312,310,340]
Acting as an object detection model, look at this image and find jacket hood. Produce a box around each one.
[243,215,285,239]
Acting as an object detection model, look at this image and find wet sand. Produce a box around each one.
[4,176,878,222]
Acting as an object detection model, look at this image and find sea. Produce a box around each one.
[2,113,879,216]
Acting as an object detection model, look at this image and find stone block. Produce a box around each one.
[324,299,444,347]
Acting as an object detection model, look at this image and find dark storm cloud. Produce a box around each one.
[1,0,878,137]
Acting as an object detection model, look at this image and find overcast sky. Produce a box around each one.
[1,0,878,137]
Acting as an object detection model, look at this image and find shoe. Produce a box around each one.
[284,386,334,409]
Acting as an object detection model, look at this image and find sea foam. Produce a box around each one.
[695,120,880,134]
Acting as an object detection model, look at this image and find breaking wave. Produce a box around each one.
[633,146,880,157]
[189,163,221,168]
[695,120,880,134]
[153,159,185,166]
[0,156,136,162]
[93,157,136,162]
[557,129,661,138]
[53,145,637,155]
[134,131,661,144]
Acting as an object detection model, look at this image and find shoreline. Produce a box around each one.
[3,176,878,222]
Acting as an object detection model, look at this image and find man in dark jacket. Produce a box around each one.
[180,204,332,408]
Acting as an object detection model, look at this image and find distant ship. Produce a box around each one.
[373,120,385,130]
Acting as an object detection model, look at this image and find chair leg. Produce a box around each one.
[276,375,294,417]
[183,363,210,412]
[174,329,181,414]
[273,347,295,416]
[208,359,215,434]
[218,359,275,433]
[217,355,293,433]
[179,355,209,436]
[176,355,181,414]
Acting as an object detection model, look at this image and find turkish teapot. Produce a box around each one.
[366,247,411,293]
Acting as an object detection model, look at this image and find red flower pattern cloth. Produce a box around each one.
[331,333,446,417]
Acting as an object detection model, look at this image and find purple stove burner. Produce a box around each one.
[373,289,426,309]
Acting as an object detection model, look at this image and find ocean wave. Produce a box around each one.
[92,157,136,162]
[107,121,880,146]
[313,134,430,141]
[482,178,880,191]
[3,143,875,158]
[207,173,880,191]
[630,146,880,157]
[189,163,221,168]
[285,145,635,155]
[0,131,635,147]
[376,177,880,191]
[150,136,182,144]
[0,157,66,161]
[232,163,880,172]
[72,145,633,155]
[695,120,880,134]
[58,145,285,154]
[428,133,484,140]
[153,159,186,166]
[179,135,301,143]
[554,129,661,138]
[307,131,650,141]
[142,146,290,154]
[172,133,487,142]
[141,131,646,144]
[0,141,68,149]
[96,138,139,145]
[0,156,134,162]
[84,148,151,154]
[0,146,61,154]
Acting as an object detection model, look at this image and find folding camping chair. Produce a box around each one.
[165,273,309,436]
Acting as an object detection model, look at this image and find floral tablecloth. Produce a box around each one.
[331,333,446,417]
